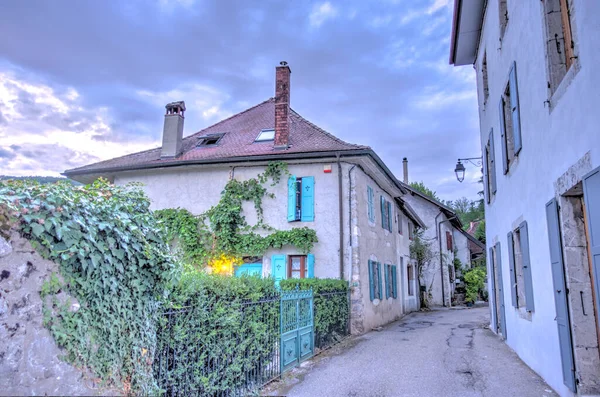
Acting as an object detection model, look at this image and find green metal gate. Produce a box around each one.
[280,289,314,372]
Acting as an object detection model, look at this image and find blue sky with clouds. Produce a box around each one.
[0,0,481,201]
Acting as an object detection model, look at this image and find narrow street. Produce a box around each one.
[273,307,554,397]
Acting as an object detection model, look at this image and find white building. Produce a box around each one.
[450,1,600,395]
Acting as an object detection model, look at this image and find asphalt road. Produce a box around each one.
[271,307,555,397]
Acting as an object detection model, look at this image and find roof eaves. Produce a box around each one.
[459,227,485,249]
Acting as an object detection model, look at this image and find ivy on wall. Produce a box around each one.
[156,162,318,270]
[0,179,176,394]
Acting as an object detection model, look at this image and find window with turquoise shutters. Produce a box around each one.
[380,196,392,231]
[287,175,314,222]
[368,260,382,301]
[367,186,375,222]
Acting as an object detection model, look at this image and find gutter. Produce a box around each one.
[449,0,462,64]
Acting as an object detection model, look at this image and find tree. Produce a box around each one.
[409,181,441,202]
[475,220,486,244]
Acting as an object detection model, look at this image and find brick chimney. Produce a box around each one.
[403,157,409,184]
[161,101,186,158]
[274,61,291,150]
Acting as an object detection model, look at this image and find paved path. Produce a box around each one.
[272,307,555,397]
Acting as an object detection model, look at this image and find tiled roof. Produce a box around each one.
[65,98,368,175]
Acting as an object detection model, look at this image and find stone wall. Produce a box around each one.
[0,230,113,396]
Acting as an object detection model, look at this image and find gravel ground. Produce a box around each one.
[268,307,555,397]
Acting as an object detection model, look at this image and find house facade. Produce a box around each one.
[65,63,425,334]
[451,1,600,395]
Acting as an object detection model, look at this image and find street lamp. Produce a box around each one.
[454,157,482,183]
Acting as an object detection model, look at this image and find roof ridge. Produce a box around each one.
[289,108,368,149]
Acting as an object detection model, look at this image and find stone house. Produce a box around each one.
[65,63,426,333]
[450,0,600,395]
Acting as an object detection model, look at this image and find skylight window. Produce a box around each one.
[255,129,275,142]
[197,133,224,147]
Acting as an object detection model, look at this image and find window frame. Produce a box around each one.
[407,263,415,296]
[287,255,307,279]
[255,128,275,142]
[397,211,403,235]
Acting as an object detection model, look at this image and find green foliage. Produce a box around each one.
[0,175,80,185]
[0,178,176,393]
[409,181,441,201]
[280,279,348,348]
[40,272,63,298]
[156,273,279,395]
[155,162,318,268]
[446,197,485,229]
[410,229,436,309]
[475,220,486,243]
[464,266,486,303]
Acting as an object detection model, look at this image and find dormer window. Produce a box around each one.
[255,128,275,142]
[197,133,224,147]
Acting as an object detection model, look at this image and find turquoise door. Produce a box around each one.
[234,263,263,277]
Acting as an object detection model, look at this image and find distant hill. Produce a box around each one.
[0,175,80,185]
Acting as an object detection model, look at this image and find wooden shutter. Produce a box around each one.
[387,201,392,231]
[546,198,576,391]
[300,176,315,222]
[272,254,287,287]
[560,0,574,70]
[495,242,507,339]
[377,262,383,299]
[287,176,297,221]
[507,231,518,307]
[484,147,490,204]
[384,264,390,298]
[499,98,509,175]
[519,221,534,312]
[509,62,522,155]
[583,166,600,350]
[306,254,315,278]
[368,260,375,301]
[380,196,386,228]
[489,129,497,194]
[367,186,374,222]
[392,265,398,298]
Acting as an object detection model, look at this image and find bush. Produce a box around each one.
[280,278,349,349]
[0,179,176,393]
[464,266,486,303]
[155,273,279,395]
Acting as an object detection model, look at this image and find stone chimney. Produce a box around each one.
[403,157,409,184]
[161,101,186,158]
[274,61,291,150]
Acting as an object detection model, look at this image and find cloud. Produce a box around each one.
[309,2,339,27]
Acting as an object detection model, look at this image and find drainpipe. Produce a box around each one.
[437,213,458,308]
[347,164,356,334]
[337,153,344,280]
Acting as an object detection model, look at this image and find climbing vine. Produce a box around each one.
[156,162,318,270]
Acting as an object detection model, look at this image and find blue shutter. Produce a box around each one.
[507,231,518,307]
[499,97,509,175]
[509,61,522,155]
[377,262,383,299]
[380,196,386,228]
[519,221,534,312]
[272,254,287,287]
[235,263,263,277]
[546,198,576,391]
[287,176,297,221]
[392,265,398,298]
[307,254,315,278]
[384,264,390,298]
[300,176,315,222]
[368,260,375,301]
[367,186,374,222]
[489,129,497,194]
[387,202,392,231]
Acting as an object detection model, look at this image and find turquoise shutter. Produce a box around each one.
[377,262,383,299]
[367,186,374,222]
[509,61,522,155]
[384,264,390,298]
[380,196,386,228]
[307,254,315,278]
[300,176,315,222]
[287,176,297,221]
[392,265,397,298]
[507,232,518,307]
[387,202,392,231]
[519,221,534,312]
[489,129,497,194]
[499,97,509,175]
[368,260,375,301]
[272,254,287,287]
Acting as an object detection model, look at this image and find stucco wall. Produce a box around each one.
[473,1,600,395]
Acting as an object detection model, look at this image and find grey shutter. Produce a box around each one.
[509,61,522,155]
[499,97,509,174]
[583,166,600,337]
[495,242,507,339]
[483,148,490,204]
[546,198,576,391]
[489,129,497,194]
[507,231,518,307]
[519,221,534,311]
[488,246,497,330]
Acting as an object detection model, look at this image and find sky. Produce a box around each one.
[0,0,481,202]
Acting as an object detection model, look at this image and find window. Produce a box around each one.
[197,133,224,147]
[499,0,508,39]
[287,175,314,222]
[273,254,314,284]
[367,186,375,223]
[368,260,382,301]
[384,264,398,299]
[397,212,403,235]
[255,128,275,142]
[446,231,453,251]
[482,52,489,104]
[380,196,392,232]
[408,221,414,240]
[407,262,415,296]
[499,62,522,174]
[542,0,576,94]
[288,255,306,279]
[508,221,534,312]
